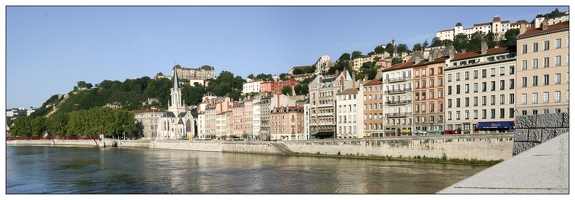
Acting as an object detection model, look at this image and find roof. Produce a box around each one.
[161,111,175,118]
[518,23,569,39]
[381,61,417,72]
[451,46,516,61]
[363,79,382,86]
[178,112,187,117]
[493,15,501,22]
[337,88,359,95]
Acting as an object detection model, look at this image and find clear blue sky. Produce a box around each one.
[4,5,570,109]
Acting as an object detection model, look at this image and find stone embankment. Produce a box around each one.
[7,133,514,161]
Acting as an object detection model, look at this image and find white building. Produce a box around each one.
[303,98,311,140]
[242,79,261,94]
[252,99,261,138]
[314,55,334,74]
[336,88,364,138]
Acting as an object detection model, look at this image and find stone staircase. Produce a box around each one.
[270,142,293,155]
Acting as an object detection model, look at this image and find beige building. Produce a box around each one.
[173,64,215,80]
[215,111,232,138]
[133,108,164,139]
[445,43,517,134]
[516,22,569,115]
[270,106,304,140]
[362,79,384,137]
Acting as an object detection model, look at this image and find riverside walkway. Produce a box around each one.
[438,133,569,194]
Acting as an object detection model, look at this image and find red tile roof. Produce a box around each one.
[363,79,382,86]
[337,88,359,95]
[518,23,569,38]
[451,46,515,61]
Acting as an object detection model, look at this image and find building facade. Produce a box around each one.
[270,106,304,140]
[362,79,384,137]
[336,88,364,138]
[133,108,164,139]
[157,66,195,140]
[413,54,447,136]
[516,22,569,115]
[381,61,416,136]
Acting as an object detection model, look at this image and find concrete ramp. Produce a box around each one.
[438,133,568,194]
[270,142,293,155]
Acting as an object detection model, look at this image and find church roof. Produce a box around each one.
[178,112,187,117]
[178,118,184,124]
[161,111,176,118]
[172,65,180,90]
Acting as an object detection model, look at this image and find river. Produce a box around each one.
[6,145,489,194]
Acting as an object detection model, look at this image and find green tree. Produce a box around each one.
[453,33,469,53]
[486,31,497,48]
[396,43,409,54]
[45,111,69,136]
[374,46,385,53]
[293,84,309,96]
[412,43,422,52]
[501,28,520,47]
[422,39,429,49]
[293,68,305,75]
[338,53,351,61]
[430,37,443,47]
[279,73,290,81]
[247,74,255,80]
[392,57,403,65]
[351,51,362,60]
[385,43,395,57]
[282,86,292,96]
[366,68,378,80]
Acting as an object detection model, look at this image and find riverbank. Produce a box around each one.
[6,133,513,164]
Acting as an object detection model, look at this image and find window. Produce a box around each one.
[491,109,496,119]
[465,110,469,120]
[500,66,505,75]
[447,74,452,82]
[544,57,550,68]
[482,69,487,78]
[473,70,478,79]
[491,95,496,105]
[500,80,505,90]
[532,93,538,104]
[474,110,478,119]
[415,70,419,77]
[510,108,515,118]
[532,58,538,69]
[521,94,527,104]
[456,98,460,107]
[448,99,452,108]
[415,81,419,88]
[456,111,460,120]
[490,68,496,77]
[482,109,487,119]
[521,60,527,70]
[555,55,562,66]
[544,40,550,50]
[438,78,443,86]
[509,65,515,75]
[500,108,505,119]
[447,86,452,95]
[509,94,515,104]
[430,69,434,75]
[473,96,478,106]
[482,96,486,106]
[422,80,426,88]
[482,82,487,92]
[430,79,434,87]
[473,83,478,93]
[555,38,562,49]
[533,76,539,86]
[533,110,538,115]
[456,85,460,94]
[532,42,538,52]
[543,92,549,103]
[543,74,549,85]
[491,81,496,91]
[465,71,469,80]
[510,79,515,89]
[456,72,460,81]
[555,73,561,84]
[448,111,452,120]
[422,104,426,112]
[465,97,469,107]
[422,69,426,76]
[555,91,561,102]
[522,77,527,87]
[522,44,527,53]
[430,91,434,99]
[465,84,469,93]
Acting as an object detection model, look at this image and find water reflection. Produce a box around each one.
[6,146,488,194]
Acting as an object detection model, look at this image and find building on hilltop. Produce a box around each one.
[436,15,533,42]
[156,66,195,140]
[154,64,216,81]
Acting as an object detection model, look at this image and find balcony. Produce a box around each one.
[384,87,413,95]
[385,112,412,118]
[385,100,412,106]
[384,76,412,83]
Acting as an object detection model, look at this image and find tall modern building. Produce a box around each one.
[516,22,569,115]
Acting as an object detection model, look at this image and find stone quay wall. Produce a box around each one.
[7,134,515,161]
[513,113,569,155]
[283,134,514,161]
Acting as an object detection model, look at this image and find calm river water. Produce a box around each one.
[6,145,489,194]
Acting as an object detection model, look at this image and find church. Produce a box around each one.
[157,65,195,140]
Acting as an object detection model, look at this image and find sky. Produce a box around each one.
[2,3,571,110]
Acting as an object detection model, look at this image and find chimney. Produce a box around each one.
[335,69,339,77]
[352,71,356,88]
[449,45,455,59]
[343,67,346,78]
[481,39,488,54]
[319,77,323,83]
[429,50,435,62]
[276,92,281,108]
[415,56,421,64]
[519,23,527,35]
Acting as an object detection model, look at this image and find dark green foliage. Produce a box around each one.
[385,43,394,57]
[281,86,292,96]
[374,46,385,53]
[391,57,403,65]
[500,28,520,47]
[292,68,305,75]
[396,43,410,54]
[412,43,422,52]
[430,37,443,47]
[338,53,351,61]
[351,51,362,60]
[279,73,290,81]
[294,84,309,96]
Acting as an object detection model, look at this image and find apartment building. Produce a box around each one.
[336,88,364,138]
[243,99,253,138]
[232,102,245,137]
[445,42,517,134]
[381,60,417,136]
[413,52,447,135]
[270,106,304,140]
[436,16,513,41]
[200,96,233,139]
[133,108,164,139]
[215,111,232,137]
[516,22,569,115]
[308,69,354,138]
[314,55,335,74]
[252,98,261,139]
[362,78,384,137]
[242,79,261,94]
